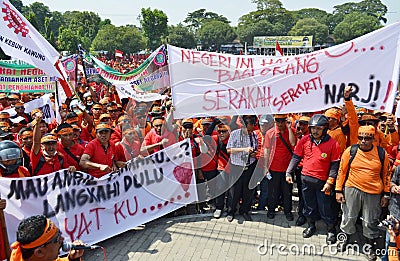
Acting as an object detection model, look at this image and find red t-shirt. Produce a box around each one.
[294,135,341,181]
[116,139,141,161]
[200,135,218,172]
[58,142,85,171]
[83,139,116,178]
[31,150,65,176]
[264,126,295,172]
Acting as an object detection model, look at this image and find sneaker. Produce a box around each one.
[226,215,234,222]
[213,209,222,219]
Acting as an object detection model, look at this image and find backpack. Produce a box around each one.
[344,144,386,183]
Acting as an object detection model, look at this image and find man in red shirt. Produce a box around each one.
[286,114,341,244]
[140,116,170,156]
[31,112,75,176]
[80,123,125,178]
[116,127,141,161]
[264,114,296,221]
[56,123,85,171]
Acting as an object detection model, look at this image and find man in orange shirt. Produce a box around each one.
[336,125,390,260]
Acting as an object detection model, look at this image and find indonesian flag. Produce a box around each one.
[275,40,283,56]
[0,0,62,78]
[115,49,123,58]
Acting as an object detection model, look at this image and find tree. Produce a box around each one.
[9,0,23,12]
[167,24,196,49]
[237,20,275,45]
[289,18,329,45]
[63,11,102,42]
[140,8,168,51]
[91,25,145,54]
[291,8,335,33]
[333,12,381,44]
[238,0,295,36]
[57,27,84,53]
[22,2,51,34]
[198,20,236,51]
[183,9,230,33]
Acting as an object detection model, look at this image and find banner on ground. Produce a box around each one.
[0,60,57,93]
[168,22,400,118]
[0,0,61,78]
[0,140,197,247]
[89,46,170,94]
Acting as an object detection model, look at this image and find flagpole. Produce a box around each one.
[78,44,88,86]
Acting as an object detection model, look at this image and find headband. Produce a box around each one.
[41,135,57,143]
[10,219,58,260]
[57,128,73,135]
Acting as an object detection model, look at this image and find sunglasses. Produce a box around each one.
[218,130,228,134]
[153,124,163,128]
[108,109,118,113]
[358,136,373,141]
[15,106,24,110]
[361,121,376,126]
[22,137,33,140]
[92,108,102,111]
[275,119,286,123]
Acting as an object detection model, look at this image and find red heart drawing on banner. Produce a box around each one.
[173,162,193,192]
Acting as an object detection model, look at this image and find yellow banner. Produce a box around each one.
[253,36,313,48]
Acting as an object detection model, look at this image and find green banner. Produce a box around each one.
[0,60,56,93]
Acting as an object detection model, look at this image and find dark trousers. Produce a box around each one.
[267,170,292,214]
[301,175,337,225]
[295,167,305,217]
[257,177,268,210]
[227,161,257,215]
[215,170,231,210]
[202,169,219,205]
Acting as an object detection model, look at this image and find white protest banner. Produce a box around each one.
[0,140,197,247]
[115,82,167,101]
[0,0,62,78]
[1,94,55,122]
[168,22,400,118]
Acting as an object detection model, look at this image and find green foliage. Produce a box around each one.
[167,24,196,49]
[92,25,145,53]
[22,2,51,34]
[333,12,382,43]
[288,18,329,45]
[292,8,335,33]
[140,8,168,51]
[237,20,276,45]
[198,20,236,51]
[9,0,23,12]
[183,9,230,33]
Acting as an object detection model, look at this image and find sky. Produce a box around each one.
[21,0,400,27]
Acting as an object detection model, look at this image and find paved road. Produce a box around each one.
[82,210,378,261]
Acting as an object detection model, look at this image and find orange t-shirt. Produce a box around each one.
[336,145,390,194]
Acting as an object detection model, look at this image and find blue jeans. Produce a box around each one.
[257,176,268,210]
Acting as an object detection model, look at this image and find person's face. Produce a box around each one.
[42,141,57,156]
[136,114,147,125]
[85,96,93,105]
[275,118,286,131]
[59,132,74,145]
[0,118,9,123]
[124,130,137,143]
[327,117,339,129]
[100,118,112,125]
[107,106,119,120]
[92,107,102,118]
[182,126,193,138]
[39,123,48,135]
[153,119,164,135]
[21,134,33,148]
[96,129,111,144]
[118,117,131,128]
[358,134,374,150]
[246,122,255,133]
[72,130,80,140]
[310,126,325,140]
[14,105,25,114]
[217,127,230,141]
[8,97,18,106]
[298,121,308,133]
[35,229,64,260]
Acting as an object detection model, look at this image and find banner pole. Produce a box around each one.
[0,199,11,259]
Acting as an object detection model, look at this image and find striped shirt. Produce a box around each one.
[227,128,258,166]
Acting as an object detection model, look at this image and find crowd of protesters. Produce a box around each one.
[1,58,400,260]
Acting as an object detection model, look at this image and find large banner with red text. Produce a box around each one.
[168,22,400,118]
[0,139,197,247]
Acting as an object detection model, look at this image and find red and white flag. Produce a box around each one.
[115,49,123,58]
[275,40,283,56]
[0,0,62,78]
